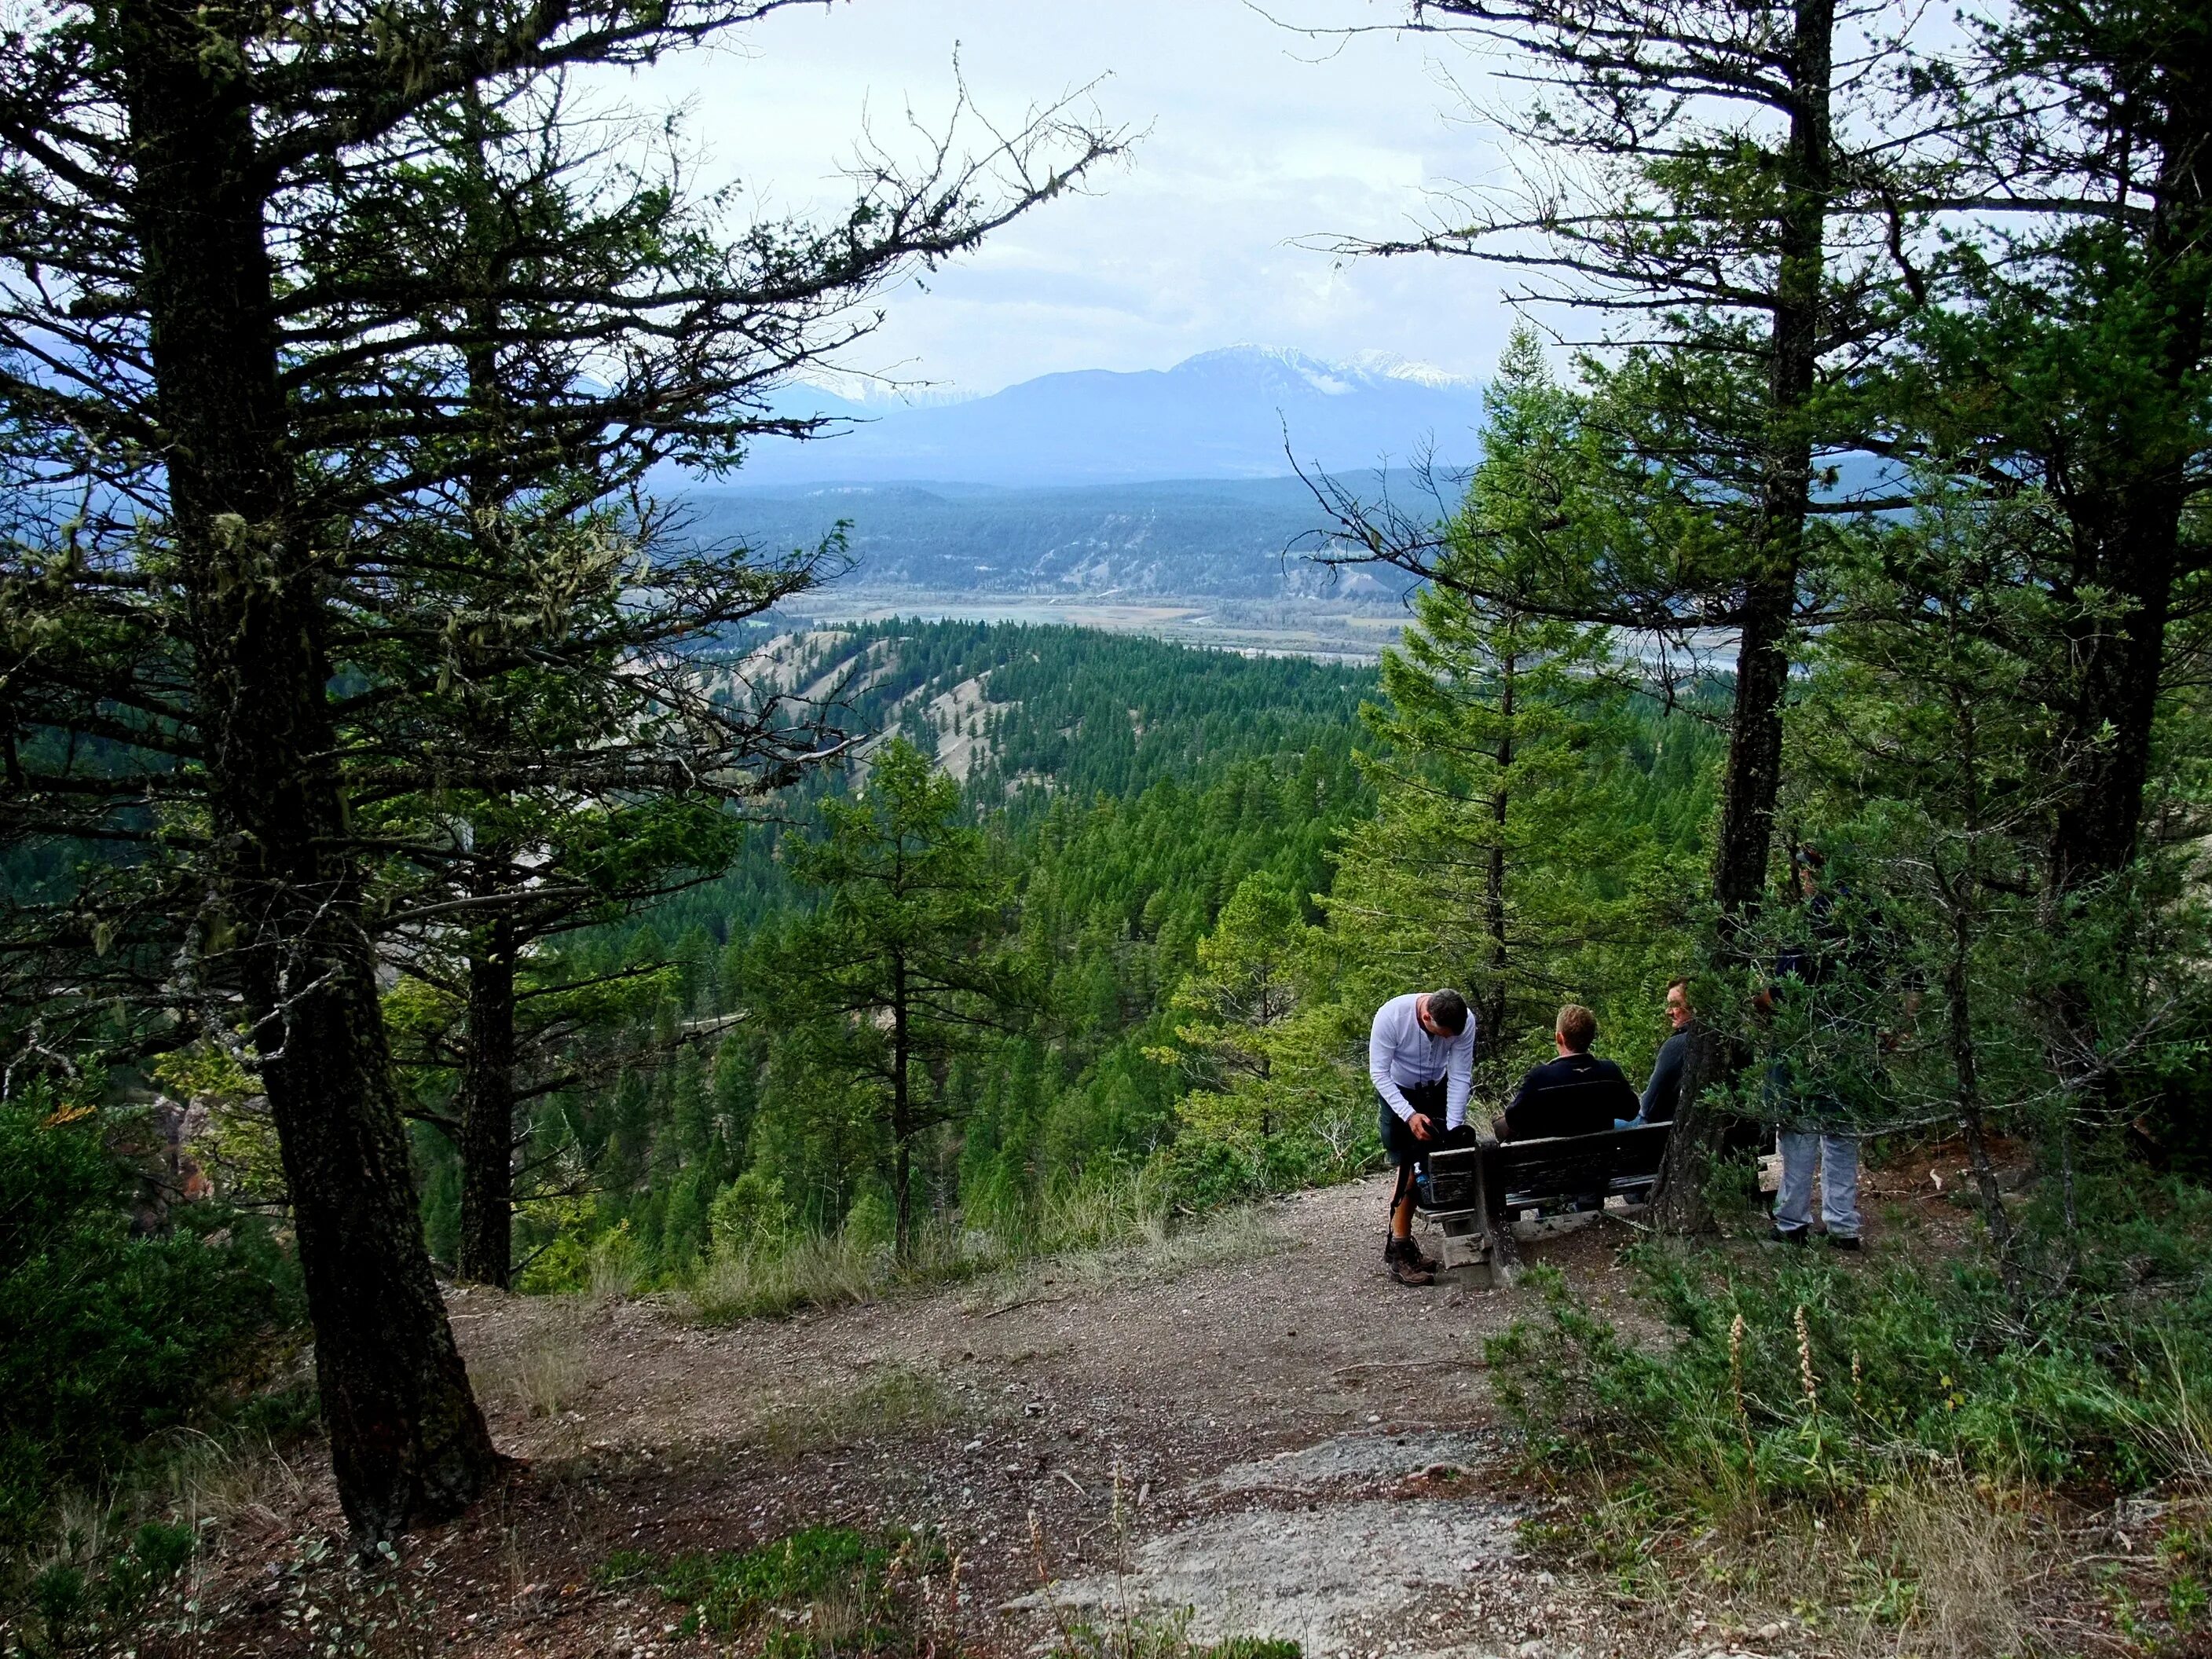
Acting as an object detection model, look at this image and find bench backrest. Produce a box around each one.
[1496,1122,1669,1207]
[1421,1123,1672,1215]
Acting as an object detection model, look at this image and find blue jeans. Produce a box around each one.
[1774,1130,1860,1239]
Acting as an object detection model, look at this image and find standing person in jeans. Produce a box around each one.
[1369,988,1476,1286]
[1764,847,1862,1251]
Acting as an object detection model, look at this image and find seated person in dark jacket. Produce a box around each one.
[1500,1004,1643,1142]
[1618,976,1694,1129]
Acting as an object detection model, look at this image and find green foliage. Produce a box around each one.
[764,737,1031,1254]
[1331,329,1701,1086]
[619,1525,948,1654]
[709,1171,796,1258]
[0,1093,302,1565]
[1490,1179,2212,1512]
[497,614,1724,1293]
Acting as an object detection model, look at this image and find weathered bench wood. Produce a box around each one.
[1415,1124,1672,1287]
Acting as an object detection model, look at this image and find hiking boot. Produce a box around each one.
[1765,1225,1810,1246]
[1385,1236,1435,1286]
[1401,1233,1440,1273]
[1827,1233,1863,1253]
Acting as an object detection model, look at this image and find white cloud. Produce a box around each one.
[606,0,1521,393]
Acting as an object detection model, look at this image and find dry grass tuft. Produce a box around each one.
[750,1362,965,1456]
[472,1312,591,1419]
[1631,1474,2055,1659]
[160,1427,311,1530]
[1848,1479,2043,1659]
[684,1170,1268,1326]
[965,1203,1295,1313]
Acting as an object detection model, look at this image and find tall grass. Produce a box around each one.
[687,1164,1269,1325]
[468,1311,591,1419]
[690,1229,887,1323]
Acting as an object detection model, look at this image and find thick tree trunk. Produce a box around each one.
[2036,123,2207,1164]
[123,0,496,1543]
[2045,93,2209,892]
[2048,497,2185,892]
[1651,0,1833,1235]
[458,914,518,1287]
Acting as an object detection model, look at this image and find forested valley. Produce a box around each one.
[383,616,1713,1302]
[3,0,2210,1654]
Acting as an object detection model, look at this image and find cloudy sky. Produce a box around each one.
[627,1,1521,395]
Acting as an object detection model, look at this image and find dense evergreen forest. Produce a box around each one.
[381,617,1719,1293]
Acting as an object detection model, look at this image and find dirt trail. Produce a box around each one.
[192,1179,1770,1659]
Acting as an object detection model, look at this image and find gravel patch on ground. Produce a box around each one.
[1011,1496,1522,1657]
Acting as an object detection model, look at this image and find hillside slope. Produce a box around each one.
[713,619,1377,808]
[161,1181,1676,1658]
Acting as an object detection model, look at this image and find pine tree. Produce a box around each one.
[0,0,1118,1538]
[1154,870,1316,1137]
[1331,331,1655,1085]
[761,741,1032,1256]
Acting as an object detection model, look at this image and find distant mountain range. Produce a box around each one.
[733,346,1488,488]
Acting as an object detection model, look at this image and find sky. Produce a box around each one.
[618,1,1522,397]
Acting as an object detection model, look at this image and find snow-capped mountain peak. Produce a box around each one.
[1346,350,1479,390]
[745,344,1485,486]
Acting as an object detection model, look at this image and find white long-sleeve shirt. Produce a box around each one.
[1368,992,1476,1130]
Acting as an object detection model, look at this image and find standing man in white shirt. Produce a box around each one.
[1370,988,1477,1286]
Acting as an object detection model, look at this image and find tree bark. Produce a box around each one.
[1947,920,2018,1291]
[1650,0,1833,1233]
[2044,87,2210,894]
[458,913,518,1287]
[2034,103,2208,1170]
[123,0,496,1544]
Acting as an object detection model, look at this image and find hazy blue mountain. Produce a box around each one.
[682,473,1432,600]
[737,346,1485,487]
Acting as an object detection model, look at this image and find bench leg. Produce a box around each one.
[1489,1217,1522,1288]
[1477,1139,1520,1289]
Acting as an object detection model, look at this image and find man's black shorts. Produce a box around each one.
[1379,1079,1451,1166]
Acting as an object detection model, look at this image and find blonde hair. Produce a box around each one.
[1556,1003,1598,1053]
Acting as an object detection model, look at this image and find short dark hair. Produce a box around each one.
[1426,990,1470,1035]
[1664,976,1691,996]
[1556,1003,1598,1052]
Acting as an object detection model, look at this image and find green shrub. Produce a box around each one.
[708,1170,795,1258]
[0,1093,302,1567]
[617,1525,947,1654]
[1488,1224,2212,1509]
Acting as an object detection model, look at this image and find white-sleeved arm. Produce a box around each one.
[1445,1020,1476,1129]
[1369,1003,1414,1121]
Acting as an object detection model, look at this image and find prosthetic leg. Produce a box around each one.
[1385,1161,1437,1284]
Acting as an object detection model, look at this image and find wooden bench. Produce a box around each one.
[1414,1123,1672,1287]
